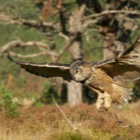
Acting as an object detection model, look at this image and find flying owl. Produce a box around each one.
[8,37,140,110]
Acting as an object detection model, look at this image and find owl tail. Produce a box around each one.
[120,88,133,104]
[112,83,133,104]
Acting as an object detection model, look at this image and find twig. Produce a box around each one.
[119,123,140,128]
[52,95,79,131]
[84,10,140,20]
[83,17,100,28]
[58,32,70,41]
[8,51,54,58]
[56,37,75,62]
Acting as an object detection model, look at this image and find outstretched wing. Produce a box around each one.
[8,56,72,81]
[96,37,140,82]
[117,37,140,66]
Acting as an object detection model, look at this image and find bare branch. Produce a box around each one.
[0,37,77,63]
[0,13,60,31]
[8,51,49,58]
[58,32,70,41]
[56,37,76,62]
[0,40,21,55]
[0,40,58,59]
[0,40,48,53]
[20,19,58,30]
[83,17,101,28]
[26,19,57,30]
[84,10,140,20]
[0,38,76,62]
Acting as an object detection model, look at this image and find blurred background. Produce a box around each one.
[0,0,140,139]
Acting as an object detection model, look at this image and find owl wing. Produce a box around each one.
[117,36,140,66]
[8,55,72,81]
[96,36,140,82]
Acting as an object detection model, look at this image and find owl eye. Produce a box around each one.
[75,68,82,74]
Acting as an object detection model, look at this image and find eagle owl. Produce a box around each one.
[8,37,140,110]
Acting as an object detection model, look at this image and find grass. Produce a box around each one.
[0,101,140,140]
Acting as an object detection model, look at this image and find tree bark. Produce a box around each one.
[67,81,82,106]
[67,4,86,106]
[103,33,116,60]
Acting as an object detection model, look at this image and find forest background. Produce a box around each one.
[0,0,140,140]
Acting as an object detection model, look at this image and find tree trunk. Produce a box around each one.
[103,33,116,60]
[67,4,86,106]
[67,81,82,106]
[103,33,126,60]
[67,37,83,106]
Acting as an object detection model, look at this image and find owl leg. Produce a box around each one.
[104,92,112,109]
[96,93,105,111]
[89,87,106,111]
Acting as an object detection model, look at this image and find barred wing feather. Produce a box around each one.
[96,37,140,82]
[8,56,72,81]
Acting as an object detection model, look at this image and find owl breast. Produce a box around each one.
[85,67,114,94]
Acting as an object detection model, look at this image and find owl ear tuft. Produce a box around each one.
[70,58,83,64]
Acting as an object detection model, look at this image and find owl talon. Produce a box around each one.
[97,108,104,111]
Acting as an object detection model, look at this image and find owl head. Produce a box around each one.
[70,60,92,82]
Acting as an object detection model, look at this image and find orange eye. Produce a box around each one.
[75,68,82,74]
[75,70,79,73]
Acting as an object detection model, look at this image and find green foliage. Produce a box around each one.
[3,0,37,19]
[0,24,46,45]
[133,80,140,98]
[51,131,91,140]
[0,86,19,118]
[63,0,78,11]
[50,128,140,140]
[83,31,103,61]
[0,58,19,83]
[38,81,61,104]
